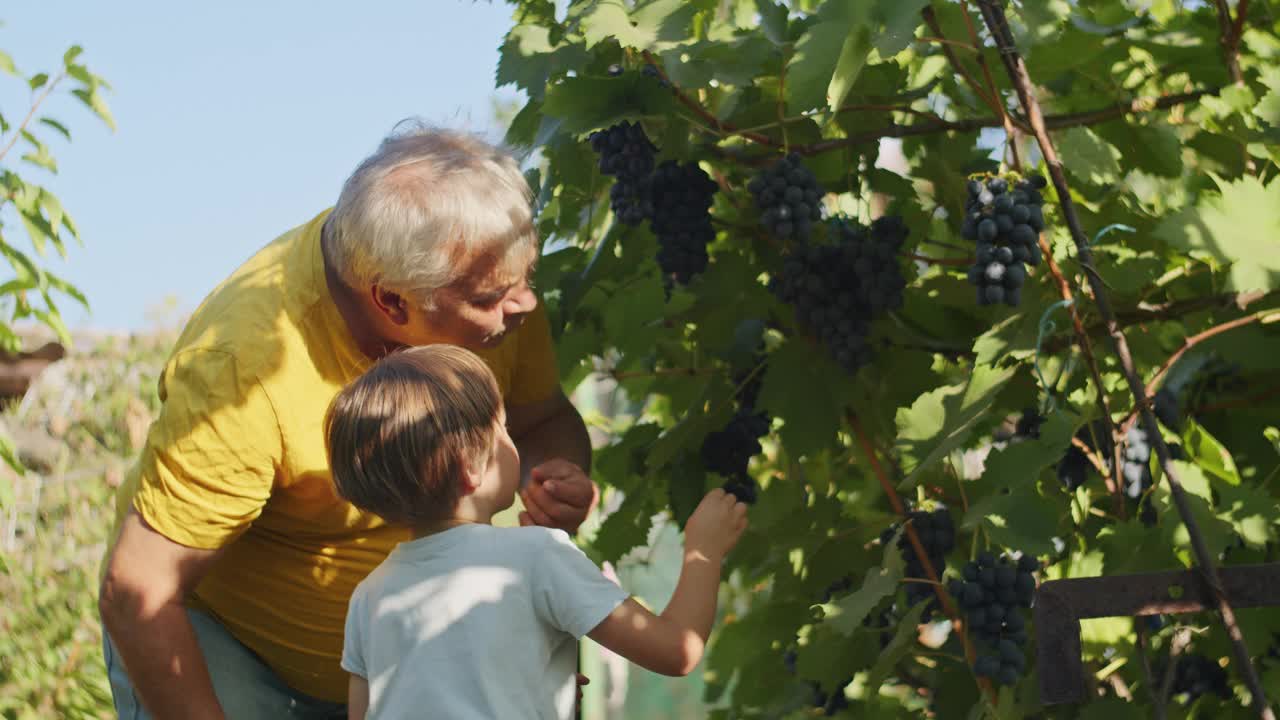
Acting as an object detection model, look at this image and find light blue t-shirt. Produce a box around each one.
[341,524,629,719]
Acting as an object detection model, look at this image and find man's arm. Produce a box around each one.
[99,509,226,720]
[507,390,592,477]
[507,390,597,534]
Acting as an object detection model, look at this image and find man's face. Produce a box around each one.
[408,247,539,350]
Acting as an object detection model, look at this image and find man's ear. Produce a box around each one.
[371,284,410,325]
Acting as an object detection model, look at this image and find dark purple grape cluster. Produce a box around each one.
[883,508,955,621]
[782,649,850,716]
[1014,408,1045,440]
[1160,653,1231,702]
[962,174,1048,307]
[770,216,907,374]
[640,63,669,87]
[647,160,718,285]
[1056,420,1112,492]
[949,552,1039,687]
[1122,426,1160,526]
[1057,419,1164,524]
[1154,386,1182,431]
[748,153,824,241]
[588,121,657,226]
[702,357,771,505]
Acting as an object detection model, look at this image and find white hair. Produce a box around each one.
[326,121,538,305]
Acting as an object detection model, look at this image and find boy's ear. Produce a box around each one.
[459,461,483,496]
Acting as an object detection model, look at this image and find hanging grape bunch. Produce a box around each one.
[588,121,656,226]
[884,508,955,621]
[748,153,824,241]
[962,173,1048,307]
[1121,426,1159,525]
[948,552,1039,687]
[648,160,718,285]
[1158,653,1232,702]
[1056,420,1113,492]
[701,359,771,504]
[770,216,907,374]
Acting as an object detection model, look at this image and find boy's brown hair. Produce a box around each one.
[324,344,502,527]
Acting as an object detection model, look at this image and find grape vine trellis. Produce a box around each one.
[497,0,1280,717]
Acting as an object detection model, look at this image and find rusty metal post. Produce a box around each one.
[1036,563,1280,704]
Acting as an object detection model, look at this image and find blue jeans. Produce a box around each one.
[102,608,347,720]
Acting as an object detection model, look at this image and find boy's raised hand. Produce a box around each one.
[683,489,749,561]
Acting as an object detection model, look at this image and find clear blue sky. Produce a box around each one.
[2,1,522,331]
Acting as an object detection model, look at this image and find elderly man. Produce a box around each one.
[98,124,597,719]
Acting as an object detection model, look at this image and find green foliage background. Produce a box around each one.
[496,0,1280,717]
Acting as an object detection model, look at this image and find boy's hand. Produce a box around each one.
[683,488,749,562]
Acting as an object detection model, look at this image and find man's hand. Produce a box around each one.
[518,458,599,535]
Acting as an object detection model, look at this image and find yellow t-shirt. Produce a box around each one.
[104,209,561,703]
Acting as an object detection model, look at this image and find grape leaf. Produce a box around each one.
[758,338,854,459]
[590,489,655,564]
[1216,480,1279,550]
[630,0,717,52]
[666,451,708,527]
[541,75,680,134]
[896,363,1018,489]
[756,0,789,45]
[1183,418,1241,486]
[972,410,1079,495]
[1255,66,1280,126]
[1094,120,1182,178]
[815,534,904,636]
[496,25,588,99]
[574,0,656,49]
[1154,174,1280,293]
[861,601,926,698]
[785,0,874,114]
[963,483,1061,557]
[1096,521,1183,575]
[1054,127,1121,186]
[972,307,1042,365]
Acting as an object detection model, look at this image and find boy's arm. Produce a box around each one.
[347,675,369,720]
[587,548,723,677]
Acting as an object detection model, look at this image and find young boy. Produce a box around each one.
[325,344,749,720]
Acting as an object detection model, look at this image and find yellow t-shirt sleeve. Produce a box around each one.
[132,349,281,550]
[507,299,562,406]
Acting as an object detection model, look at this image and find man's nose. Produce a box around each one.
[504,286,538,317]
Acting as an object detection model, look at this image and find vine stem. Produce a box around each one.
[920,6,1008,124]
[795,89,1214,156]
[1040,289,1279,356]
[846,412,996,703]
[1118,310,1279,433]
[958,0,1029,166]
[1193,383,1280,415]
[975,2,1274,716]
[639,50,778,148]
[906,252,970,267]
[1212,0,1248,85]
[604,367,712,381]
[646,36,1212,157]
[0,71,67,165]
[1036,234,1127,517]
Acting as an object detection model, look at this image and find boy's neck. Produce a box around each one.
[410,503,495,540]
